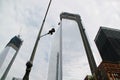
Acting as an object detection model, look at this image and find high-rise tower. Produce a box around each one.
[95,27,120,62]
[95,27,120,80]
[60,12,97,75]
[48,12,97,80]
[47,26,62,80]
[0,35,23,80]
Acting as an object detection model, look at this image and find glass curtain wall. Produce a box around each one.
[62,19,91,80]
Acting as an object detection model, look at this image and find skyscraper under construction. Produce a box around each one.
[0,35,23,80]
[95,27,120,80]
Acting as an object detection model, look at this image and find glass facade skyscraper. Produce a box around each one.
[0,35,22,80]
[47,27,62,80]
[95,27,120,62]
[95,27,120,80]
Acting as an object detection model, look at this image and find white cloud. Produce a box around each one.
[0,0,120,80]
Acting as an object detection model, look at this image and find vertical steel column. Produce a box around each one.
[58,20,63,80]
[56,52,59,80]
[77,18,97,74]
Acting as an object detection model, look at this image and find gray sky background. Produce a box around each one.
[0,0,120,80]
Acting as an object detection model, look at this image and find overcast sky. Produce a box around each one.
[0,0,120,80]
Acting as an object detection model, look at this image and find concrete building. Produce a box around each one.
[95,61,120,80]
